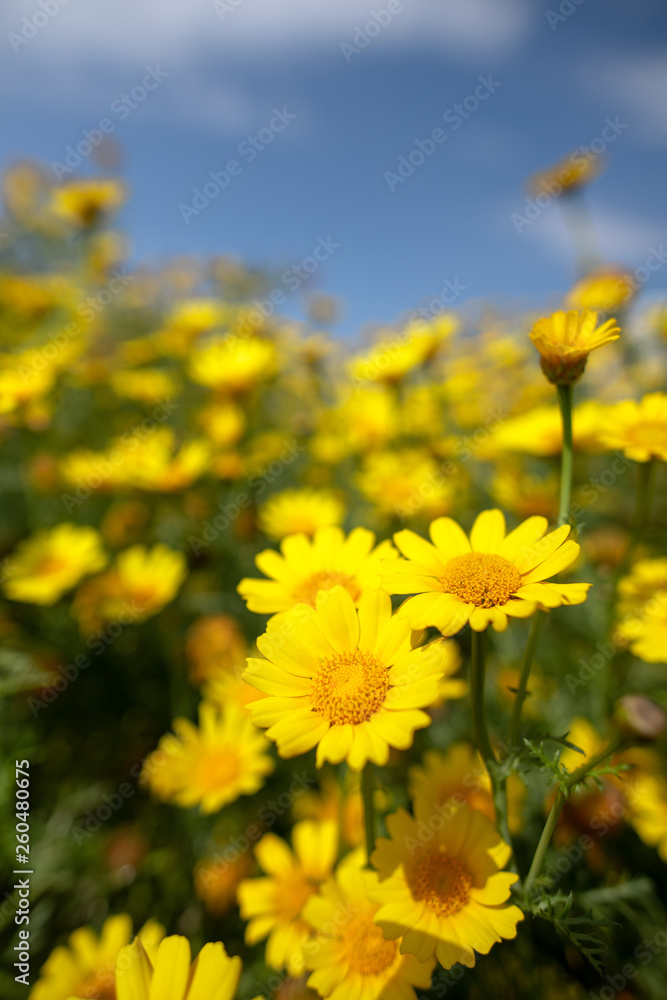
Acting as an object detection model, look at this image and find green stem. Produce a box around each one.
[470,630,495,766]
[557,383,574,527]
[523,736,623,897]
[362,762,376,866]
[508,610,546,750]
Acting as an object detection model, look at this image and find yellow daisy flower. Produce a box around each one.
[113,934,244,1000]
[616,558,667,618]
[50,178,126,228]
[243,587,452,769]
[383,510,590,635]
[529,310,620,385]
[3,524,107,606]
[528,152,602,196]
[302,848,435,1000]
[615,597,667,663]
[29,914,163,1000]
[109,368,180,403]
[186,614,247,684]
[72,543,186,630]
[258,488,345,540]
[237,525,397,615]
[141,702,274,814]
[625,771,667,863]
[189,336,277,394]
[597,392,667,462]
[409,744,525,834]
[370,804,523,969]
[565,269,636,313]
[238,820,338,973]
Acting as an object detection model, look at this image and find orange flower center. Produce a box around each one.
[343,913,397,975]
[439,552,521,607]
[310,651,389,725]
[277,871,317,922]
[36,555,68,576]
[410,849,472,917]
[292,571,361,608]
[77,966,117,1000]
[193,748,240,791]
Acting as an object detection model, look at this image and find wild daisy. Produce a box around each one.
[243,587,455,769]
[3,523,107,606]
[370,805,523,969]
[141,702,274,814]
[238,820,338,973]
[302,848,435,1000]
[382,510,590,635]
[598,392,667,462]
[258,488,345,540]
[30,914,163,1000]
[113,935,245,1000]
[237,525,397,615]
[529,309,620,385]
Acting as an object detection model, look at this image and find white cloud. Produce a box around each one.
[580,54,667,145]
[2,0,534,65]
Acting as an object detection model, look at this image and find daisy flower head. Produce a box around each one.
[597,392,667,462]
[113,935,244,1000]
[238,820,338,973]
[237,525,397,616]
[302,848,435,1000]
[370,805,523,970]
[529,309,620,385]
[243,586,455,769]
[30,914,163,1000]
[383,510,591,636]
[50,178,126,228]
[141,702,274,814]
[3,523,107,606]
[258,488,345,540]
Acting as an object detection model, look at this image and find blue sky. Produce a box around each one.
[2,0,667,337]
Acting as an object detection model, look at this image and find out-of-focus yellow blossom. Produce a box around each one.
[292,772,365,848]
[186,613,247,684]
[356,448,459,523]
[29,914,163,1000]
[110,368,180,403]
[116,336,160,367]
[529,310,620,385]
[244,587,452,769]
[616,558,667,618]
[400,385,444,438]
[203,668,265,713]
[113,935,244,1000]
[409,744,525,834]
[238,820,338,973]
[2,161,49,227]
[198,401,246,447]
[615,592,667,663]
[487,401,606,457]
[565,269,636,313]
[370,805,523,970]
[100,500,149,547]
[0,359,55,414]
[312,389,398,463]
[258,488,345,540]
[302,849,435,1000]
[194,850,253,917]
[86,229,128,279]
[529,152,602,196]
[625,769,667,863]
[491,465,560,520]
[597,392,667,462]
[384,511,590,635]
[72,543,186,630]
[50,178,126,228]
[3,524,106,606]
[349,330,433,386]
[238,525,397,614]
[189,336,277,394]
[141,701,274,814]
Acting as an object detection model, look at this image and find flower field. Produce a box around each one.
[1,161,667,1000]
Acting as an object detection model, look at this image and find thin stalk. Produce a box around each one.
[508,610,546,750]
[523,736,623,897]
[557,383,574,527]
[362,762,376,866]
[470,630,495,766]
